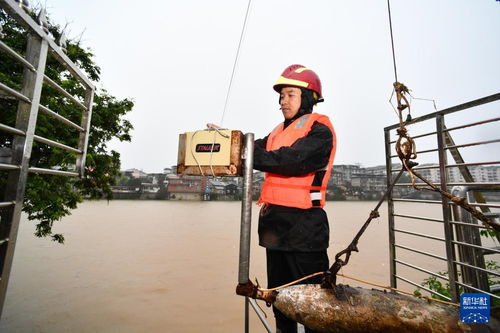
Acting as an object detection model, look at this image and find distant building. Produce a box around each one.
[112,185,139,193]
[207,179,226,195]
[166,174,207,200]
[330,169,345,186]
[164,166,176,175]
[225,183,238,195]
[142,183,160,194]
[364,165,387,176]
[351,174,386,192]
[414,164,441,184]
[410,164,500,184]
[448,165,500,183]
[332,164,362,184]
[124,168,148,179]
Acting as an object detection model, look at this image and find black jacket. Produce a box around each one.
[254,115,334,251]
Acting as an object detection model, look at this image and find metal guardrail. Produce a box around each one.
[0,3,92,176]
[43,74,88,110]
[384,92,500,303]
[0,123,26,136]
[388,116,500,144]
[394,182,500,187]
[0,0,95,318]
[452,240,500,255]
[248,298,274,332]
[0,39,36,71]
[390,139,500,158]
[0,81,31,102]
[39,104,85,131]
[391,160,500,171]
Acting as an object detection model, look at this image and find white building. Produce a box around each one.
[124,168,148,179]
[413,164,500,183]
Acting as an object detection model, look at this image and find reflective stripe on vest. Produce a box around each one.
[310,192,322,201]
[294,114,310,129]
[258,113,337,209]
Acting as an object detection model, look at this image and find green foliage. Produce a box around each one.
[414,271,462,301]
[0,9,133,242]
[486,260,500,288]
[415,262,500,307]
[483,260,500,307]
[480,228,500,240]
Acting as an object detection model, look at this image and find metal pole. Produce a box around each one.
[238,133,254,333]
[248,298,274,333]
[238,133,254,284]
[244,297,250,333]
[76,87,95,177]
[384,128,397,289]
[436,115,459,303]
[0,33,48,317]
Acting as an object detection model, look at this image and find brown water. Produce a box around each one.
[1,200,497,332]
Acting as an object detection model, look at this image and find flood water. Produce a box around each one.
[1,200,498,332]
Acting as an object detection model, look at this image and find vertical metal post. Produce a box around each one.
[244,297,250,333]
[238,133,254,284]
[451,187,489,293]
[0,33,48,316]
[238,133,254,333]
[76,87,94,177]
[436,115,459,302]
[444,130,498,243]
[384,128,397,288]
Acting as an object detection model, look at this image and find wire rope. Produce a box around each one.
[387,0,399,83]
[219,0,253,126]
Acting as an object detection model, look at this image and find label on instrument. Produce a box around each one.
[195,143,221,153]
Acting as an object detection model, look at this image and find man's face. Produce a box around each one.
[280,87,302,120]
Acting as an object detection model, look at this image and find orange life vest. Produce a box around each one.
[258,113,337,209]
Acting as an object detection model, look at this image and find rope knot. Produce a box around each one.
[348,244,359,253]
[396,127,407,136]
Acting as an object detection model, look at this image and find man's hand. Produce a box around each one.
[206,123,221,129]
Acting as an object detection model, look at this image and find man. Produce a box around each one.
[253,64,337,333]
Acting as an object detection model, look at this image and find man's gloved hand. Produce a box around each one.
[206,123,221,129]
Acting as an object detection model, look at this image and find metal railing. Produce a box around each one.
[384,92,500,303]
[0,0,94,317]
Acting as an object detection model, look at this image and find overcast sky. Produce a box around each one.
[42,0,500,173]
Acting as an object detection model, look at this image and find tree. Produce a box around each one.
[0,8,133,243]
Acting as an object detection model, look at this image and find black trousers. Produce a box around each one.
[266,249,329,333]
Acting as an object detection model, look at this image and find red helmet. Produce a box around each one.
[273,64,323,102]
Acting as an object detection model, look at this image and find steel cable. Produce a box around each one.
[219,0,253,126]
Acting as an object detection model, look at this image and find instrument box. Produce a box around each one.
[177,129,244,176]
